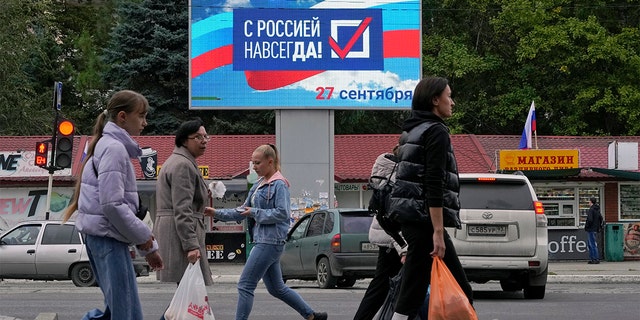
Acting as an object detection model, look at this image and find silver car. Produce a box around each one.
[451,173,549,299]
[0,220,149,287]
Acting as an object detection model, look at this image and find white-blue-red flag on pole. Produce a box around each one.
[80,140,89,162]
[518,101,537,149]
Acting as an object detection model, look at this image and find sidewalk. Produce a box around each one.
[136,259,640,285]
[3,260,639,320]
[547,259,640,283]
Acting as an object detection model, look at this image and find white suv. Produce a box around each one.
[449,173,548,299]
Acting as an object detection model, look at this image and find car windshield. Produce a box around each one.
[460,181,534,210]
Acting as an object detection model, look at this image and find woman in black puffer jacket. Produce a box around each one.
[388,77,473,319]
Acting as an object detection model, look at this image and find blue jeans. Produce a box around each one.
[83,235,143,320]
[236,243,314,320]
[587,231,599,261]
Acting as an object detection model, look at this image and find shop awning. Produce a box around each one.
[499,168,583,179]
[590,167,640,181]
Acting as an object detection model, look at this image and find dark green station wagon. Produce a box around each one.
[280,208,377,289]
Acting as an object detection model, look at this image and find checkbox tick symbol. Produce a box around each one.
[328,17,372,60]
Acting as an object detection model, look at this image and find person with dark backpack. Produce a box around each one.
[355,145,407,320]
[367,146,405,247]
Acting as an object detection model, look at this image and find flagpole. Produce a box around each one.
[532,100,537,149]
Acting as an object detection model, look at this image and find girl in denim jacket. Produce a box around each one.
[207,144,327,320]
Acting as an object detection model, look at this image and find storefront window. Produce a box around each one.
[535,186,602,228]
[537,187,576,228]
[578,187,600,225]
[537,187,575,201]
[619,184,640,220]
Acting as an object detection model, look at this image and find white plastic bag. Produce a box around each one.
[208,181,227,198]
[164,262,215,320]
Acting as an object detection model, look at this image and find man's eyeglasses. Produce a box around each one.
[188,135,210,142]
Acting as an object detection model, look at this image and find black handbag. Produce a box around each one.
[374,267,404,320]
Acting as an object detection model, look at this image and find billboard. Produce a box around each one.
[190,0,421,109]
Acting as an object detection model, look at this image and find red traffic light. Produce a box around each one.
[35,141,49,167]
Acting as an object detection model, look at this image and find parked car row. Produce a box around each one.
[278,173,548,299]
[0,220,150,287]
[1,173,547,299]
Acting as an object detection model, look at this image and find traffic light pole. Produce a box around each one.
[39,82,75,220]
[44,82,63,220]
[45,169,55,220]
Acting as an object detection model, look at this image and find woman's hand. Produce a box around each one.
[240,207,252,216]
[430,229,446,258]
[145,251,164,271]
[204,207,215,217]
[137,236,154,251]
[187,248,201,264]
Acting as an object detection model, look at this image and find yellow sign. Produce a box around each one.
[499,149,579,171]
[157,165,209,178]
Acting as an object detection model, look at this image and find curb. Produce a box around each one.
[34,314,57,320]
[548,275,640,283]
[135,274,640,285]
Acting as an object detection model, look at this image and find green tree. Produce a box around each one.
[54,0,118,135]
[0,0,56,135]
[423,0,640,136]
[4,0,640,137]
[0,0,121,136]
[101,0,189,134]
[100,0,278,135]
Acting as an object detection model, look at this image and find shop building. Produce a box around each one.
[1,134,639,262]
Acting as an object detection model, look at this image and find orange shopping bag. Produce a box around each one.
[428,256,477,320]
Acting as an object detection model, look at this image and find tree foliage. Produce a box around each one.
[424,0,640,136]
[2,0,640,136]
[0,0,56,135]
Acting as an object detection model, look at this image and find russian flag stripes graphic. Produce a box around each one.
[190,0,420,108]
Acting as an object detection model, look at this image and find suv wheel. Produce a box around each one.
[523,284,545,299]
[71,263,97,287]
[316,257,337,289]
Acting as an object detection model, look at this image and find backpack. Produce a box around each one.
[368,155,406,247]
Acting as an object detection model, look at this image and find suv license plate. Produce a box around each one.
[468,225,507,236]
[361,243,378,252]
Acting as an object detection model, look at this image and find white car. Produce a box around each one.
[0,220,149,287]
[449,173,548,299]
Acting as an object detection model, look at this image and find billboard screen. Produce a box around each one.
[190,0,421,109]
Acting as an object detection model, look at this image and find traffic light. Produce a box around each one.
[54,118,75,168]
[35,141,49,167]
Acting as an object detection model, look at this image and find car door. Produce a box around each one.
[0,223,42,276]
[299,211,328,274]
[35,223,84,277]
[281,216,311,276]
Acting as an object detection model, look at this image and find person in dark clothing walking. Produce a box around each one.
[585,197,603,264]
[354,146,407,320]
[388,77,473,319]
